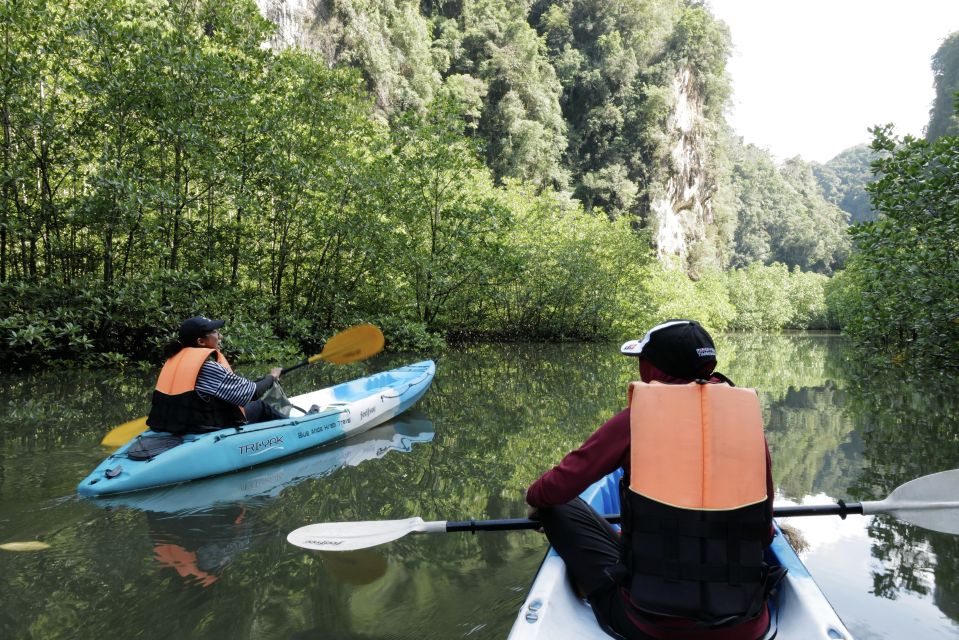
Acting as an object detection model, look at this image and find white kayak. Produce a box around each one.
[508,468,853,640]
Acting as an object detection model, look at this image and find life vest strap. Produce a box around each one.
[632,554,765,584]
[629,517,767,541]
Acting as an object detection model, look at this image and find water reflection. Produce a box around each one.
[1,338,959,639]
[148,506,253,587]
[723,335,959,637]
[93,413,435,590]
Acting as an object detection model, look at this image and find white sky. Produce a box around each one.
[707,0,959,163]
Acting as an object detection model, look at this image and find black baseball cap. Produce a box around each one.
[620,320,717,379]
[178,316,225,345]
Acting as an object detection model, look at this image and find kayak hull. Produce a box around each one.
[508,468,852,640]
[78,360,435,497]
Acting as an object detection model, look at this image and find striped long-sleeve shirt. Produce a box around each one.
[195,361,258,406]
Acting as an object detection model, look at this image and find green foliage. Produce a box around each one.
[475,3,569,188]
[531,0,719,219]
[723,142,850,274]
[617,260,735,337]
[786,268,831,329]
[837,125,959,367]
[483,181,655,340]
[373,316,446,353]
[382,101,516,329]
[667,3,732,117]
[216,319,302,365]
[725,263,794,331]
[724,262,834,331]
[302,0,439,116]
[0,270,299,368]
[823,269,858,330]
[0,0,854,371]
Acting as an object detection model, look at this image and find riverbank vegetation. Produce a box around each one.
[0,0,955,370]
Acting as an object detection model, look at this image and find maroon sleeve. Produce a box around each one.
[525,408,631,508]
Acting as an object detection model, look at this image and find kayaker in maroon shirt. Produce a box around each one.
[525,320,778,640]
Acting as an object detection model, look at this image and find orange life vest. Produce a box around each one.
[154,347,233,394]
[146,348,245,434]
[619,381,779,629]
[628,380,767,511]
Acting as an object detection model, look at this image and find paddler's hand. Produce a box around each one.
[523,490,544,533]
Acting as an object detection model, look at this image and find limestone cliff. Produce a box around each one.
[255,0,438,116]
[254,1,724,273]
[255,0,312,49]
[648,66,718,272]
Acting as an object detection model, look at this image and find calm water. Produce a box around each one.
[1,335,958,639]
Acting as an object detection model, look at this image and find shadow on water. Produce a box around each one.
[1,341,958,639]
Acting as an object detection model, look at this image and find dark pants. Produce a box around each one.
[242,399,286,424]
[538,498,654,640]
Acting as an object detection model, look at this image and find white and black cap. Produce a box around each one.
[620,320,717,379]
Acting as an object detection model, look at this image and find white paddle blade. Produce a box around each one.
[288,517,427,552]
[864,469,959,535]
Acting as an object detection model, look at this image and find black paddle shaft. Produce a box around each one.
[280,359,311,375]
[443,503,866,534]
[445,514,623,533]
[773,501,865,519]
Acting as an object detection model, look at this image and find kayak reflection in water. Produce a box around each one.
[148,506,253,587]
[524,320,781,640]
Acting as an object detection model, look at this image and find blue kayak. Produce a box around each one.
[95,411,434,513]
[78,360,435,497]
[509,468,853,640]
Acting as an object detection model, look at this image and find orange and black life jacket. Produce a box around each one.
[619,380,780,629]
[146,348,245,435]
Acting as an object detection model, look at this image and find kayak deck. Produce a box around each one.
[508,469,852,640]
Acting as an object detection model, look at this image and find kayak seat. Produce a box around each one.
[127,435,184,460]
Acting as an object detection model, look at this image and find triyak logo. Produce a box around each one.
[238,435,283,455]
[306,539,343,547]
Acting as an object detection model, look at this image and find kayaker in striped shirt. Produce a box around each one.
[195,354,276,408]
[146,316,286,435]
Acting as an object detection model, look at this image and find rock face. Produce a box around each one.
[648,66,713,268]
[255,0,312,49]
[254,2,718,270]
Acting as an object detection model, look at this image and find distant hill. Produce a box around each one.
[811,145,876,224]
[927,31,959,141]
[811,31,959,225]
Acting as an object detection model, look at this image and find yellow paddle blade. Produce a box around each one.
[0,541,50,551]
[321,549,388,585]
[100,415,149,448]
[309,323,385,365]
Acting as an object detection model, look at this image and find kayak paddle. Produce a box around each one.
[100,323,385,447]
[287,468,959,552]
